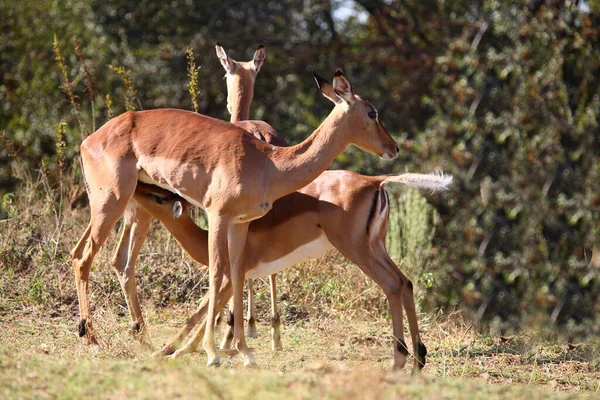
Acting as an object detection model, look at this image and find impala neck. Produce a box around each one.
[268,105,350,199]
[229,75,253,123]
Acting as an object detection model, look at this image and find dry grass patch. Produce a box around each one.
[1,306,598,399]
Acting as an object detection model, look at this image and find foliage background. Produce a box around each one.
[1,0,599,337]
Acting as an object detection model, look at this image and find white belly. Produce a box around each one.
[246,233,334,279]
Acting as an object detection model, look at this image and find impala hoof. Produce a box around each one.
[132,322,142,333]
[78,319,87,337]
[414,342,427,372]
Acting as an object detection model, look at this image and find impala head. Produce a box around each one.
[215,42,266,122]
[314,70,399,160]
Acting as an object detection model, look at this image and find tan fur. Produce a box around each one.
[71,67,399,367]
[110,45,446,371]
[139,170,448,371]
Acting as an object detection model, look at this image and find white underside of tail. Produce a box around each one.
[246,233,334,279]
[383,172,453,192]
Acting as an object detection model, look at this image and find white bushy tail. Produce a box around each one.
[380,172,453,192]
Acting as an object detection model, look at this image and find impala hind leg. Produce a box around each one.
[269,274,283,350]
[372,236,426,372]
[154,291,212,357]
[71,223,96,344]
[357,257,408,370]
[111,202,152,345]
[221,277,257,349]
[401,273,427,373]
[339,242,409,371]
[219,301,234,350]
[171,282,233,358]
[71,153,137,346]
[71,199,134,345]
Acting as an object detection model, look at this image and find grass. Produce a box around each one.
[1,305,598,399]
[1,171,599,399]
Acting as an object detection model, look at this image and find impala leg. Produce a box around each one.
[111,202,152,344]
[246,279,258,338]
[131,188,215,356]
[155,286,212,357]
[219,300,234,350]
[269,273,283,351]
[203,213,231,367]
[228,222,256,367]
[172,281,233,358]
[337,243,409,370]
[221,278,255,349]
[378,263,408,371]
[71,194,134,346]
[356,255,408,371]
[372,232,426,372]
[71,149,138,347]
[401,272,427,373]
[71,223,97,345]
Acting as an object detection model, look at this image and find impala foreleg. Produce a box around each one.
[111,202,152,343]
[221,276,257,349]
[203,213,231,366]
[269,273,283,350]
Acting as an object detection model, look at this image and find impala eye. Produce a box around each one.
[368,110,377,119]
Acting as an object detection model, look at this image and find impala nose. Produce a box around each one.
[380,143,399,160]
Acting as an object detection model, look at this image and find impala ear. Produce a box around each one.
[215,42,235,74]
[252,45,266,73]
[313,71,342,105]
[172,201,183,219]
[332,69,355,104]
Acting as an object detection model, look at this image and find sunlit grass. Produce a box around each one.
[1,165,598,399]
[1,307,597,399]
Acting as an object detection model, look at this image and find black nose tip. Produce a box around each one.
[395,144,400,153]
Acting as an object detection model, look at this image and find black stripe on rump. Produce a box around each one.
[365,189,380,234]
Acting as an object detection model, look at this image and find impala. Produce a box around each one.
[110,45,450,371]
[141,169,450,371]
[109,44,284,347]
[70,67,400,367]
